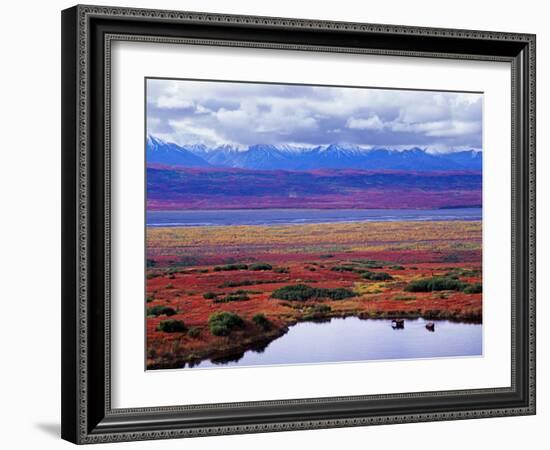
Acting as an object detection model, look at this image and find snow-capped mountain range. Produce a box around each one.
[146,135,482,171]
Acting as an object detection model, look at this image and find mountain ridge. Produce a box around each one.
[146,135,482,171]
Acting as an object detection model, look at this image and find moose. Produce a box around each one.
[391,318,405,329]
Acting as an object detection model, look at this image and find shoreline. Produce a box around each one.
[147,311,482,370]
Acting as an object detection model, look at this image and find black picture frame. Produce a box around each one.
[61,4,536,444]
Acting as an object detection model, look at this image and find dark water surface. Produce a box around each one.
[147,207,481,227]
[195,317,482,369]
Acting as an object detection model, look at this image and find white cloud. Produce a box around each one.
[155,96,194,109]
[346,115,385,130]
[147,79,483,150]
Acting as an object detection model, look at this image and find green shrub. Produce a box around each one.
[219,280,253,288]
[147,305,177,317]
[322,288,357,300]
[203,292,218,299]
[272,284,318,301]
[252,313,270,329]
[352,260,387,269]
[463,282,482,294]
[213,264,248,272]
[213,292,250,303]
[219,279,276,288]
[157,319,186,333]
[319,254,334,259]
[272,284,357,301]
[390,265,405,270]
[312,304,331,314]
[274,267,289,273]
[361,271,393,281]
[404,277,465,292]
[146,259,157,268]
[146,296,154,303]
[330,265,356,272]
[208,312,245,336]
[249,263,273,271]
[187,327,201,338]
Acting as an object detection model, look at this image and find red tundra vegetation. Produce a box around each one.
[146,220,482,369]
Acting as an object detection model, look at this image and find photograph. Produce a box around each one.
[145,79,484,370]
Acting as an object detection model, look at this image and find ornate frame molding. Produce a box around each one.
[62,5,536,444]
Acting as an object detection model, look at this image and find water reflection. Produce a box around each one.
[194,317,482,369]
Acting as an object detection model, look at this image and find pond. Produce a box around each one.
[195,317,482,369]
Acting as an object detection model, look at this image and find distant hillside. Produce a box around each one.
[146,135,482,172]
[147,166,482,210]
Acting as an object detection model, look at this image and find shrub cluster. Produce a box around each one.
[203,292,218,299]
[404,277,482,294]
[252,313,271,330]
[208,312,245,336]
[312,304,331,314]
[249,263,273,271]
[147,305,177,317]
[187,327,201,338]
[213,292,250,303]
[352,259,387,269]
[218,279,272,288]
[272,284,357,301]
[404,277,464,292]
[213,263,248,272]
[330,265,356,272]
[361,271,393,281]
[157,319,186,333]
[463,282,482,294]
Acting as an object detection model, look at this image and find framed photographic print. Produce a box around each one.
[61,5,536,444]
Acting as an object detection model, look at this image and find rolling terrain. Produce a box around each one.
[147,166,482,210]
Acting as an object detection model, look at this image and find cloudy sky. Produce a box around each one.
[146,78,482,153]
